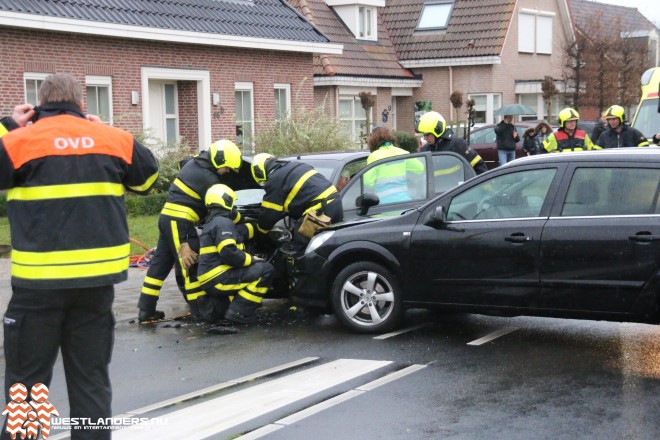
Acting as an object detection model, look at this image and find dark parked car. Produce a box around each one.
[468,121,556,169]
[236,150,476,297]
[291,150,660,333]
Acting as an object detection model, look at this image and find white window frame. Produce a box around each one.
[417,1,454,31]
[518,9,554,55]
[85,75,113,124]
[468,93,501,124]
[339,95,370,144]
[358,6,375,40]
[235,82,254,154]
[24,73,50,106]
[274,83,291,122]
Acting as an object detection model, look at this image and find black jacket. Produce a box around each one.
[494,121,518,151]
[421,130,487,174]
[596,125,649,148]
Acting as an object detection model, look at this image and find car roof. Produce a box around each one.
[507,148,660,166]
[282,150,369,161]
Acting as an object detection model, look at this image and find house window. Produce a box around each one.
[468,93,501,124]
[418,1,454,30]
[518,11,553,54]
[274,84,291,122]
[339,97,368,144]
[235,82,254,153]
[24,73,49,106]
[85,76,113,124]
[358,6,374,39]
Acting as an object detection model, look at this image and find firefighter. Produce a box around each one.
[196,184,274,324]
[595,105,649,148]
[417,111,488,174]
[251,153,343,251]
[544,108,600,153]
[137,140,242,322]
[0,73,159,438]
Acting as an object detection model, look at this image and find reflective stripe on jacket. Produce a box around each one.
[544,129,598,152]
[257,161,337,233]
[0,109,159,288]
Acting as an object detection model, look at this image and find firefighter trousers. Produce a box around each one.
[2,285,114,440]
[201,262,275,317]
[137,215,205,316]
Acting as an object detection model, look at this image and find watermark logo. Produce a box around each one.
[2,383,58,440]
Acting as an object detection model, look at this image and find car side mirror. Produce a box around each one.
[428,206,447,225]
[356,193,380,216]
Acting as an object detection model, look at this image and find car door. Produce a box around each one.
[340,151,474,221]
[406,165,561,307]
[539,164,660,313]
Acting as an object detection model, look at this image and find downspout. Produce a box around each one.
[449,66,453,121]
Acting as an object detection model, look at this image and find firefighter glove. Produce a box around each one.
[179,242,198,270]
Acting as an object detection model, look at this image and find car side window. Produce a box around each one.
[447,168,556,221]
[432,155,469,195]
[343,156,427,210]
[561,167,660,216]
[337,158,368,191]
[469,128,496,145]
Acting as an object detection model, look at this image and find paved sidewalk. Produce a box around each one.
[0,259,191,340]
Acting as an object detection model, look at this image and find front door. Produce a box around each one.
[148,80,179,146]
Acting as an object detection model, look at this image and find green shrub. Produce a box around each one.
[255,94,356,156]
[125,193,167,216]
[395,131,419,153]
[0,192,6,217]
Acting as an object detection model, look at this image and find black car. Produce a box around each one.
[291,150,660,333]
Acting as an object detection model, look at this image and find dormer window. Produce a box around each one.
[325,1,384,41]
[359,6,374,39]
[417,1,454,31]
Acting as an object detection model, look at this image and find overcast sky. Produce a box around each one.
[592,0,660,26]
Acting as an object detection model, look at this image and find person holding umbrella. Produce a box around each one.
[494,114,519,165]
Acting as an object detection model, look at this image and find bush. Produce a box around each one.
[254,96,356,156]
[125,192,168,216]
[0,192,6,217]
[395,131,419,153]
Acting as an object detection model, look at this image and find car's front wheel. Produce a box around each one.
[331,262,403,333]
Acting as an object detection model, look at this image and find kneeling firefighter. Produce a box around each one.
[197,184,275,325]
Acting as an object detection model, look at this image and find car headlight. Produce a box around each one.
[305,230,335,255]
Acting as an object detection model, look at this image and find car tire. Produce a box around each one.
[331,262,403,333]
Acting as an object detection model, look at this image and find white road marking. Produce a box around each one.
[113,358,392,440]
[373,323,431,339]
[238,364,427,439]
[467,327,519,346]
[48,357,319,440]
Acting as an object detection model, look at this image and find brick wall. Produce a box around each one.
[177,81,198,152]
[0,28,315,150]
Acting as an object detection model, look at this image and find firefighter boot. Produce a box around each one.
[224,295,258,325]
[138,308,165,323]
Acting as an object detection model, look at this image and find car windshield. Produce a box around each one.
[632,99,660,138]
[291,159,336,181]
[235,188,265,206]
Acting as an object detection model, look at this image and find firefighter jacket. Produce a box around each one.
[0,116,19,137]
[0,103,159,289]
[162,151,231,225]
[595,125,649,148]
[364,143,423,203]
[544,128,599,153]
[421,131,488,175]
[257,160,338,233]
[197,210,256,285]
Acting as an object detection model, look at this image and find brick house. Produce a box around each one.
[0,0,341,154]
[381,0,575,130]
[289,0,421,142]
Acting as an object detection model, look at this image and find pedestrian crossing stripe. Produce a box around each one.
[113,358,395,440]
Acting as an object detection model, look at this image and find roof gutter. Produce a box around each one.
[313,76,423,88]
[400,56,501,68]
[0,11,343,55]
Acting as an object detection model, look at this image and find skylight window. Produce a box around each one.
[417,1,454,30]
